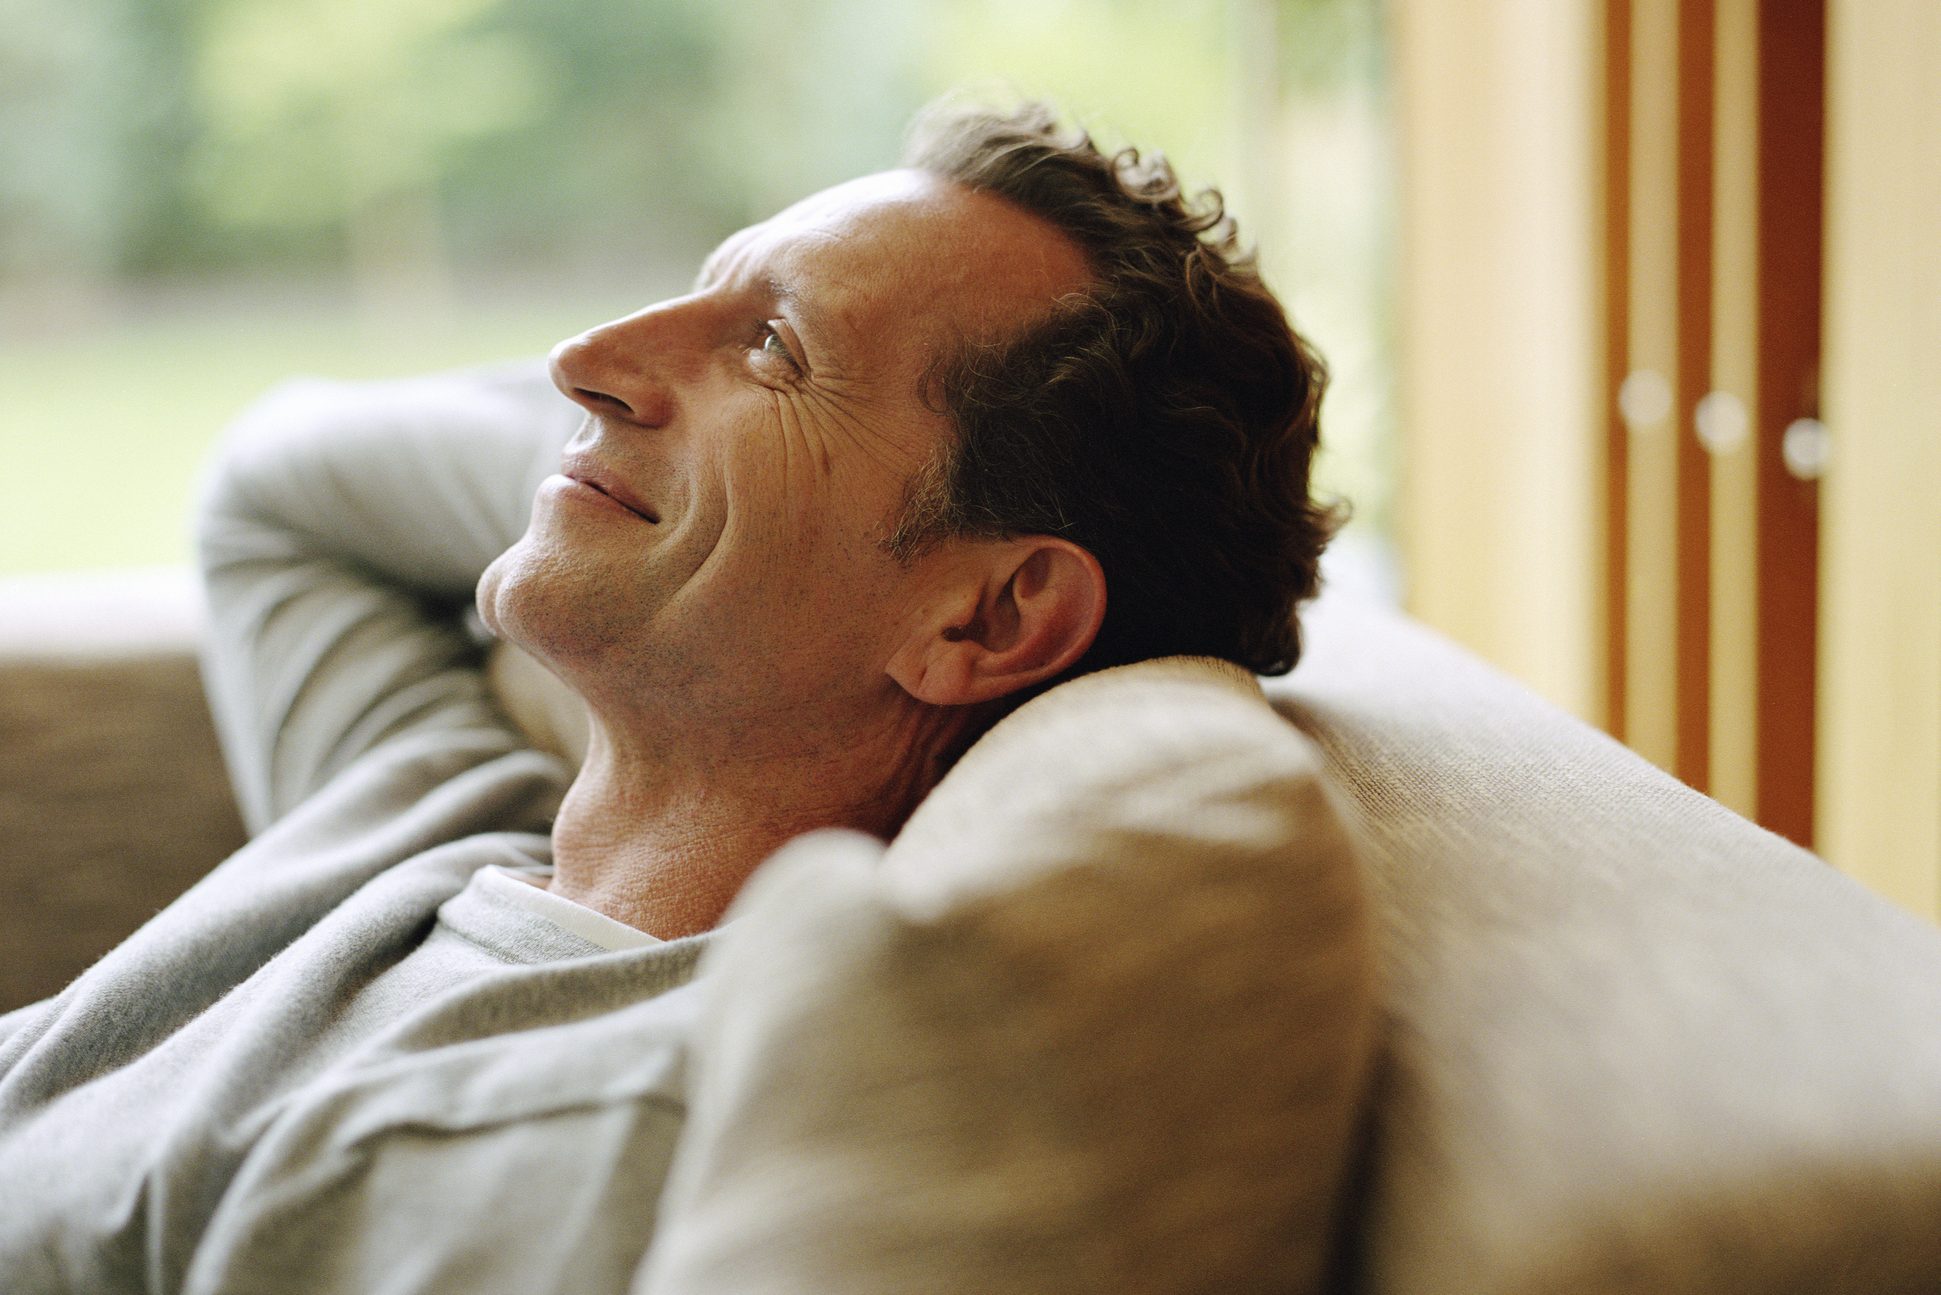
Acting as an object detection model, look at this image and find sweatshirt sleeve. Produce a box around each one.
[195,360,580,834]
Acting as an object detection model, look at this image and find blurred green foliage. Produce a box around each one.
[2,0,1379,279]
[0,0,1392,572]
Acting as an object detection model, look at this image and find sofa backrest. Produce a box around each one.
[1270,592,1941,1295]
[0,569,246,1010]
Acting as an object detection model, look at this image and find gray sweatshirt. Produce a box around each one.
[0,364,712,1294]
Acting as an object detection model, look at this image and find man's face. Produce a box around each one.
[479,169,1092,735]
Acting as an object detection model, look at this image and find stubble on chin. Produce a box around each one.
[476,533,640,685]
[475,550,510,640]
[475,536,565,659]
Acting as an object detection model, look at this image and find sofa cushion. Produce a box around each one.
[1270,593,1941,1295]
[637,656,1377,1295]
[0,569,247,1011]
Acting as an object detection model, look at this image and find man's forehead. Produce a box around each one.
[697,170,1093,343]
[697,173,936,279]
[769,169,957,230]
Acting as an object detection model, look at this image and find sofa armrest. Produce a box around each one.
[0,568,246,1011]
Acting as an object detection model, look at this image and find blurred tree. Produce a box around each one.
[1279,0,1384,93]
[2,0,1398,577]
[917,0,1234,186]
[430,0,741,285]
[189,0,554,314]
[0,0,155,320]
[697,0,929,222]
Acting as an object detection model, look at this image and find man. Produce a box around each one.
[0,101,1334,1290]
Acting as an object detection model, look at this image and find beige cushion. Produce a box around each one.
[0,570,246,1010]
[487,637,589,768]
[1270,594,1941,1295]
[637,657,1378,1295]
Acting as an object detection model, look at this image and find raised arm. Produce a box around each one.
[195,360,579,833]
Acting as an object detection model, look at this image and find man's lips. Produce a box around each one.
[560,460,658,523]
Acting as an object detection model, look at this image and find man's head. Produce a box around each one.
[478,161,1102,766]
[479,100,1332,790]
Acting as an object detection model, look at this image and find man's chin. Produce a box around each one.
[475,547,518,643]
[476,541,564,663]
[475,537,628,683]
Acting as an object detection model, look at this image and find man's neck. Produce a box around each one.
[546,704,963,938]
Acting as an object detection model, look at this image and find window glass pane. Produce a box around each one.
[0,0,1392,575]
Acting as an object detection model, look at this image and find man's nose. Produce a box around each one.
[547,309,685,428]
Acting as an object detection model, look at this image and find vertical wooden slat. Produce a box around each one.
[1675,0,1715,790]
[1604,0,1631,741]
[1623,0,1681,771]
[1753,0,1823,846]
[1708,0,1761,819]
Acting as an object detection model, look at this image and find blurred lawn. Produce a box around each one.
[0,287,651,574]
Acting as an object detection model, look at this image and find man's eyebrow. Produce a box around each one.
[766,275,840,352]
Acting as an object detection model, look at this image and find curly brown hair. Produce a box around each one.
[892,99,1342,677]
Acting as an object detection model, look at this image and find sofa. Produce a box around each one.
[4,563,1940,1294]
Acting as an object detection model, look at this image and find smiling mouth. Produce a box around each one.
[564,473,659,524]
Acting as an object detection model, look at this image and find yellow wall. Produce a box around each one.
[1391,1,1604,722]
[1818,0,1941,920]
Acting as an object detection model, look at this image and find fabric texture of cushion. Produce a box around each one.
[636,656,1378,1295]
[0,569,247,1009]
[1271,593,1941,1295]
[488,636,589,768]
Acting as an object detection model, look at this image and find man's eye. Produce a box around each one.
[759,324,799,369]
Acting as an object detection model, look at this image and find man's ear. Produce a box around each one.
[889,537,1107,707]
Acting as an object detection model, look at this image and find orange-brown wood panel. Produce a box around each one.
[1753,0,1823,846]
[1604,0,1631,742]
[1675,0,1715,791]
